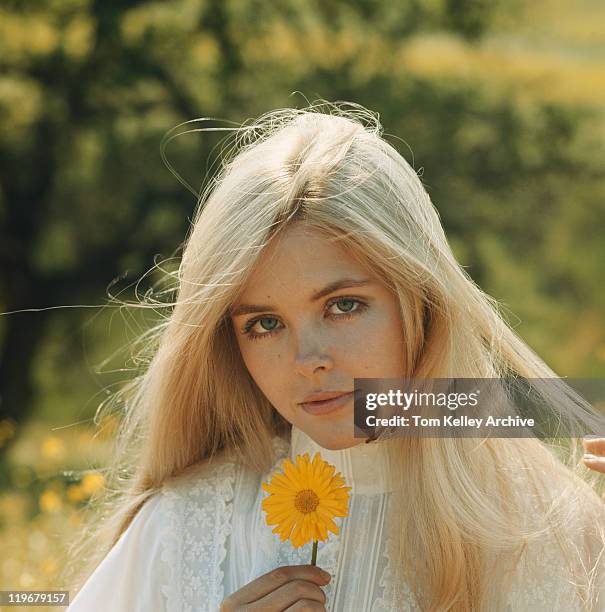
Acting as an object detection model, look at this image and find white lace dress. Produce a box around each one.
[68,426,603,611]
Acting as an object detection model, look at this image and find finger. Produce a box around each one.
[250,579,327,610]
[226,565,330,606]
[583,454,605,475]
[583,437,605,456]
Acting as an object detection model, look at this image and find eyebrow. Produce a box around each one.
[230,278,374,317]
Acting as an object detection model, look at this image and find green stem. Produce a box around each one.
[310,540,318,566]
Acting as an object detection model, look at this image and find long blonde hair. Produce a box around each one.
[62,100,605,610]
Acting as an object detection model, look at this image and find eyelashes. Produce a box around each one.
[241,296,369,341]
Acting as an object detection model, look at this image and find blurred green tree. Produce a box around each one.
[0,0,603,454]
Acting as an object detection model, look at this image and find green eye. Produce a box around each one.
[243,316,279,334]
[334,298,356,312]
[242,296,369,341]
[258,317,278,331]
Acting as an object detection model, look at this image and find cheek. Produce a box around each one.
[240,347,291,414]
[239,344,263,379]
[238,341,282,387]
[353,307,406,372]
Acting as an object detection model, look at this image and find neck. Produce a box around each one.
[289,425,400,495]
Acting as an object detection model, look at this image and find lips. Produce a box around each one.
[299,391,352,404]
[298,390,356,417]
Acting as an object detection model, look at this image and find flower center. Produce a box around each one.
[294,489,319,514]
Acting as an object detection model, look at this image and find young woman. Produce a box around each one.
[64,102,605,611]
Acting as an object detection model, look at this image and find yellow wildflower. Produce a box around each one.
[261,452,351,549]
[39,489,62,513]
[80,472,105,496]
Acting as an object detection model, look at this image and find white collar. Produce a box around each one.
[289,425,400,495]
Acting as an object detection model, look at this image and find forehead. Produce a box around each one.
[239,225,371,296]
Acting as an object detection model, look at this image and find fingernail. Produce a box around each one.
[321,570,331,581]
[583,454,600,461]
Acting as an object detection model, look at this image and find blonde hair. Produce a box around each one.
[62,100,605,610]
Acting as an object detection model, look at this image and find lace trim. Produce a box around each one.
[372,531,419,612]
[159,436,290,611]
[316,535,340,608]
[212,462,237,608]
[159,490,181,612]
[160,460,237,611]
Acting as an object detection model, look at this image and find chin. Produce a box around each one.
[309,431,365,451]
[322,440,357,451]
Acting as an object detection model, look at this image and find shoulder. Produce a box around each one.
[159,449,243,543]
[68,494,169,611]
[158,434,290,531]
[160,435,290,501]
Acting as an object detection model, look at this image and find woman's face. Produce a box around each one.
[230,224,407,450]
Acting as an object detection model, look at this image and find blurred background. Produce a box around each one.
[0,0,604,602]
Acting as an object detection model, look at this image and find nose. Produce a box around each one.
[295,353,334,377]
[293,329,334,377]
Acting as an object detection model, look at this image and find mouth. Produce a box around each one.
[299,391,355,416]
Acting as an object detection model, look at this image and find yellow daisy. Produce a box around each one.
[261,451,351,550]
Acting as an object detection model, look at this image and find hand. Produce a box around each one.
[583,437,605,479]
[219,564,331,611]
